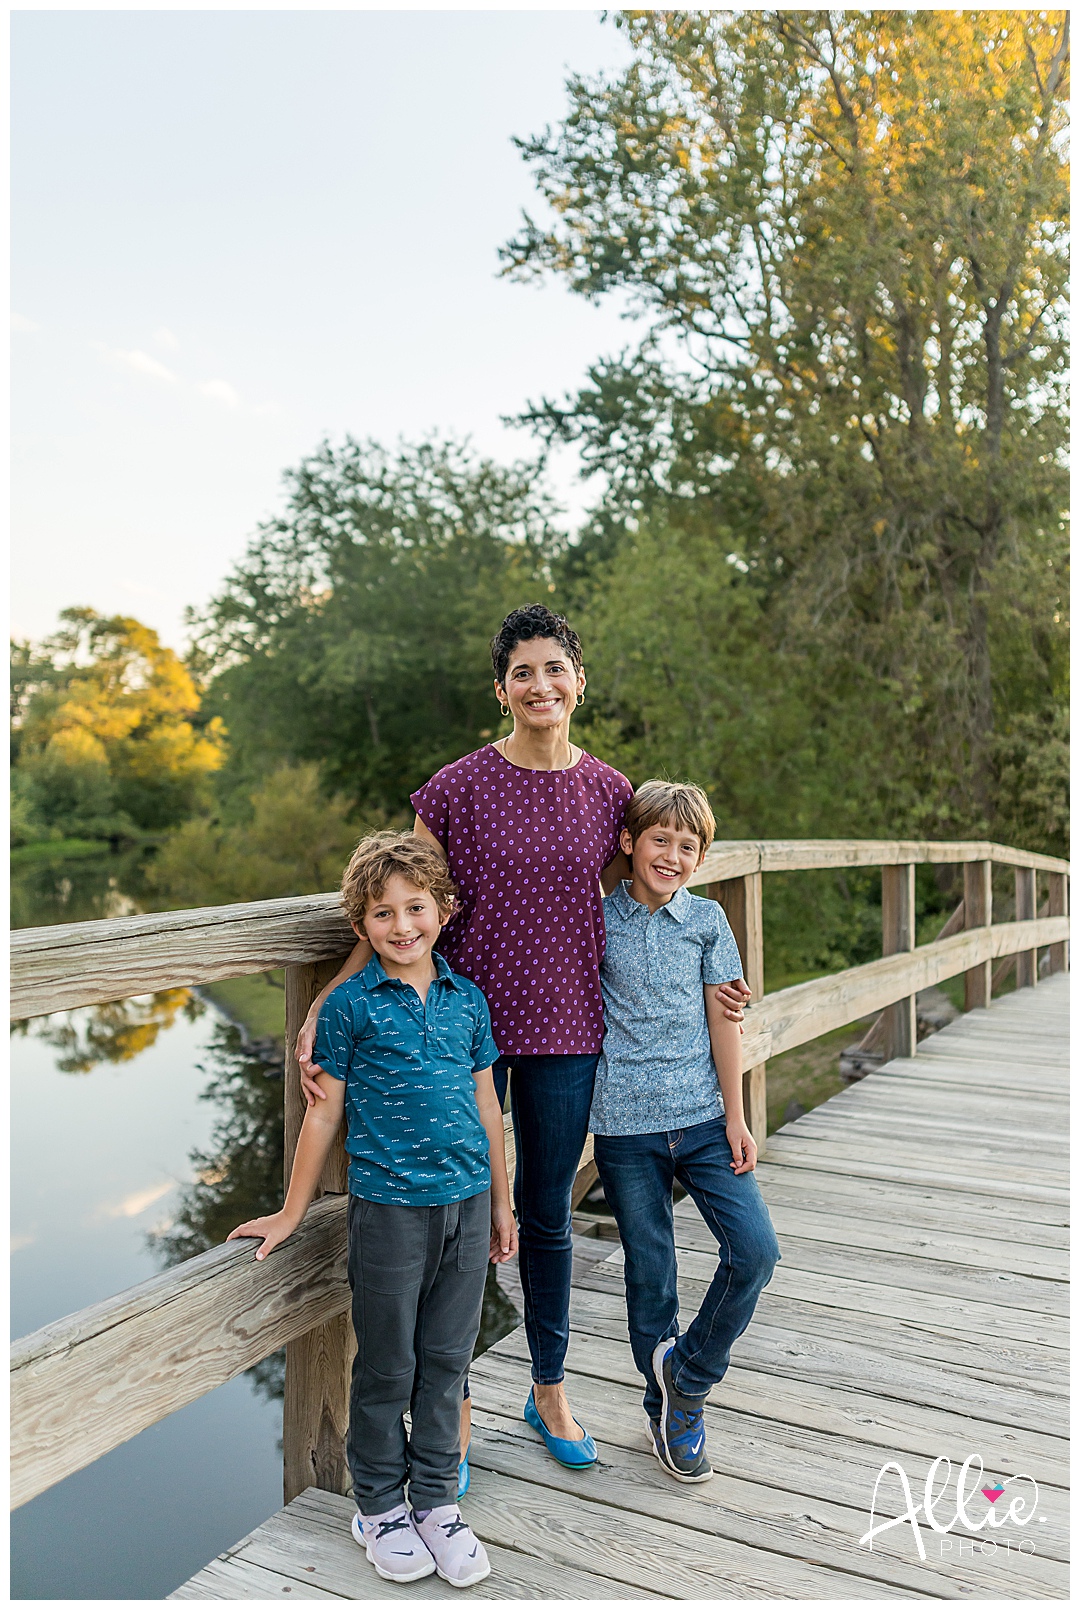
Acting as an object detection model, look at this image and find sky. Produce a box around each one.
[11,9,637,650]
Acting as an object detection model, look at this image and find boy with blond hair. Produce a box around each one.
[230,831,515,1589]
[590,780,780,1484]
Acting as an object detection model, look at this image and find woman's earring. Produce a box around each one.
[499,703,510,718]
[576,692,586,707]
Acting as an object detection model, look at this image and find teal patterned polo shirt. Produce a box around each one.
[314,952,499,1205]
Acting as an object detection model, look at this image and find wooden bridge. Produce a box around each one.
[10,838,1070,1599]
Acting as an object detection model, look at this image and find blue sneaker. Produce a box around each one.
[457,1443,471,1499]
[651,1339,713,1483]
[523,1389,597,1467]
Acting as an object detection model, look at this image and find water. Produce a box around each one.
[10,997,286,1599]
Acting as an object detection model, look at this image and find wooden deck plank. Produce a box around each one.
[467,1413,1069,1600]
[174,975,1069,1600]
[565,1286,1068,1434]
[748,1169,1069,1243]
[466,1417,1068,1601]
[466,1361,1070,1569]
[695,1201,1069,1280]
[486,1325,1069,1484]
[579,1252,1067,1349]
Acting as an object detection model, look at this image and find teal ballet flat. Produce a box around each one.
[523,1389,597,1468]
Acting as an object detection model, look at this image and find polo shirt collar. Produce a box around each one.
[611,879,691,923]
[361,950,464,990]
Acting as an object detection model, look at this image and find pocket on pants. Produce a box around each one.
[456,1190,491,1271]
[356,1199,426,1293]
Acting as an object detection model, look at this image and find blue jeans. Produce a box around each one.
[593,1117,780,1418]
[492,1054,598,1385]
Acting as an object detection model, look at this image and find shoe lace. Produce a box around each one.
[375,1517,414,1540]
[440,1515,470,1538]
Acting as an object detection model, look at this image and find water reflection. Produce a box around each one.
[10,844,151,929]
[149,1021,289,1402]
[13,989,205,1073]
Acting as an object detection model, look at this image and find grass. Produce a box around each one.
[10,837,108,865]
[203,972,287,1042]
[763,1018,873,1135]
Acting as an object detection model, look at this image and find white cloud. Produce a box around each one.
[124,349,177,382]
[12,313,40,333]
[11,1232,36,1253]
[95,341,177,383]
[102,1181,175,1219]
[199,378,239,408]
[153,326,181,351]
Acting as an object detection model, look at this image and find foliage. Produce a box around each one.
[508,9,1069,851]
[146,762,368,908]
[189,437,561,815]
[10,608,226,845]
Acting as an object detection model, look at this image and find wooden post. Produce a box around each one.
[963,861,993,1011]
[1014,868,1038,988]
[283,958,354,1505]
[1048,872,1069,974]
[708,873,766,1148]
[881,864,916,1060]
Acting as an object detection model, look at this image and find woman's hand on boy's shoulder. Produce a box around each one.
[725,1118,758,1174]
[715,978,751,1029]
[227,1211,300,1262]
[489,1202,518,1264]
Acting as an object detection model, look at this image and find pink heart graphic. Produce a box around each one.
[981,1485,1005,1503]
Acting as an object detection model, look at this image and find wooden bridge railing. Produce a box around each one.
[9,838,1069,1513]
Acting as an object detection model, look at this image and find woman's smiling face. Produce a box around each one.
[496,636,585,732]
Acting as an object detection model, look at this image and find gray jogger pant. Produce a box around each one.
[346,1190,489,1513]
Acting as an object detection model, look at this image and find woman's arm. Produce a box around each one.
[704,985,756,1174]
[228,1073,346,1257]
[296,935,372,1100]
[473,1066,518,1263]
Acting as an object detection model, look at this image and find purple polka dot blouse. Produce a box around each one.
[411,744,634,1056]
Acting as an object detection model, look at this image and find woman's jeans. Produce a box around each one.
[593,1117,780,1419]
[491,1054,599,1386]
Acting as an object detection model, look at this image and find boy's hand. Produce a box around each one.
[489,1201,518,1263]
[227,1211,299,1261]
[715,978,751,1033]
[725,1118,758,1174]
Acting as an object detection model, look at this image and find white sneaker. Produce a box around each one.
[351,1504,436,1583]
[413,1504,491,1588]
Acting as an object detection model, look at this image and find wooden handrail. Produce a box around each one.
[10,839,1070,1020]
[9,909,1068,1510]
[10,1195,349,1510]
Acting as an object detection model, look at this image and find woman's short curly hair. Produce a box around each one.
[340,830,457,928]
[490,603,583,688]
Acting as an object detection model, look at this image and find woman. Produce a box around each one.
[296,603,749,1470]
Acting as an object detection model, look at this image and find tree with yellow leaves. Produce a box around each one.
[11,607,226,843]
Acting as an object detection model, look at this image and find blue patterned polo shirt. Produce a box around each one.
[314,952,499,1205]
[590,881,744,1137]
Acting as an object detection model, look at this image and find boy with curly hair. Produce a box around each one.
[230,831,515,1589]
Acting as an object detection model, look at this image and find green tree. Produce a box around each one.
[11,608,226,843]
[147,762,369,907]
[191,437,561,814]
[508,10,1069,850]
